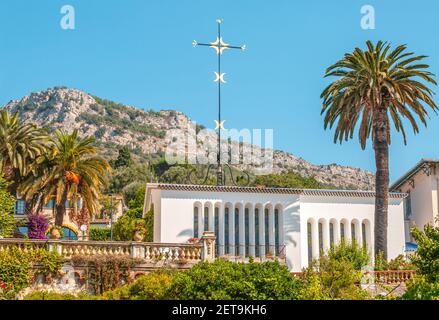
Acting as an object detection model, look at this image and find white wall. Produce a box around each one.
[400,172,436,235]
[150,188,406,271]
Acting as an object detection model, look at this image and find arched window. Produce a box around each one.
[193,206,199,238]
[214,207,219,254]
[255,208,260,257]
[340,222,345,241]
[264,209,269,253]
[234,208,239,256]
[224,207,229,254]
[274,209,280,255]
[307,222,312,264]
[62,226,78,240]
[351,222,356,242]
[245,208,249,256]
[329,222,334,246]
[318,222,323,252]
[204,207,209,232]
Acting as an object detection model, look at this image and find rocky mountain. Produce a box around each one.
[3,87,375,190]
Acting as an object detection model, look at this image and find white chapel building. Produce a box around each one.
[144,183,407,272]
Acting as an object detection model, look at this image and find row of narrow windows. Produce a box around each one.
[194,206,283,257]
[307,221,369,263]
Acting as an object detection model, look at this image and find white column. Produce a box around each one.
[208,204,214,232]
[268,206,275,255]
[229,205,235,255]
[218,203,225,256]
[258,207,265,258]
[333,220,341,245]
[322,219,330,253]
[356,222,363,248]
[311,220,319,260]
[345,220,352,243]
[239,205,245,258]
[249,206,256,257]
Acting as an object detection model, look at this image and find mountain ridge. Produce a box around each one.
[2,87,375,190]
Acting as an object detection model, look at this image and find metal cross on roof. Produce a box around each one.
[190,19,249,186]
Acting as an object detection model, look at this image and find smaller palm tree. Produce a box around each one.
[0,110,49,182]
[20,129,111,226]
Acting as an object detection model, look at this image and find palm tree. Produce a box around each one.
[0,110,48,183]
[20,129,111,226]
[321,41,438,259]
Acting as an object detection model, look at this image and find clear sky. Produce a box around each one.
[0,0,438,182]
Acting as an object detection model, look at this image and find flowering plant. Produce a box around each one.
[27,214,49,239]
[187,237,200,244]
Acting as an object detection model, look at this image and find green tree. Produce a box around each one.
[410,222,439,282]
[300,256,369,300]
[253,171,321,189]
[19,129,111,226]
[402,222,439,300]
[0,110,48,184]
[321,41,438,259]
[0,177,16,238]
[168,259,302,300]
[328,241,370,270]
[113,146,133,169]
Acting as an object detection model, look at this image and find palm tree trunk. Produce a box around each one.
[55,190,68,226]
[373,107,389,260]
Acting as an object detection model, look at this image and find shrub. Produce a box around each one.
[299,255,369,300]
[0,247,62,296]
[89,227,111,241]
[71,255,142,294]
[23,291,97,300]
[0,177,16,238]
[168,259,302,300]
[410,223,439,282]
[102,271,174,300]
[328,241,370,270]
[401,222,439,300]
[402,275,439,300]
[27,214,49,239]
[298,242,371,300]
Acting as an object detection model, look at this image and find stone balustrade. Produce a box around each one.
[369,270,416,284]
[291,270,416,284]
[0,237,207,265]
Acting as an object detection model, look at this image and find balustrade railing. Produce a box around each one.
[0,238,205,265]
[290,270,416,284]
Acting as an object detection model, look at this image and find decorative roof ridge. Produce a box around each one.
[146,183,407,199]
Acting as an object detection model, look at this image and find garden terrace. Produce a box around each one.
[0,238,206,268]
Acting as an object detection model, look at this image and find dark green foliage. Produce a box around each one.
[94,127,106,139]
[253,171,322,189]
[77,113,165,138]
[89,227,111,241]
[168,259,302,300]
[113,146,133,169]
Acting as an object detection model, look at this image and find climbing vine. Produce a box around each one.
[71,255,142,294]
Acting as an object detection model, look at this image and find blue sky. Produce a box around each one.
[0,0,438,182]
